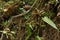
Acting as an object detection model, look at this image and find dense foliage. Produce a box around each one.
[0,0,60,40]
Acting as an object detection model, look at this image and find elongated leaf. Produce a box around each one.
[25,23,32,40]
[42,16,58,30]
[35,35,41,40]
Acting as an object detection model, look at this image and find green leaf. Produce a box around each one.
[25,12,31,19]
[25,23,32,40]
[42,16,58,30]
[25,14,30,19]
[8,1,14,4]
[3,31,7,34]
[3,20,9,27]
[35,35,42,40]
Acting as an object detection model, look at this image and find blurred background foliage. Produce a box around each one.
[0,0,60,40]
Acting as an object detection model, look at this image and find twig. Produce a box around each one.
[7,0,37,27]
[11,0,37,19]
